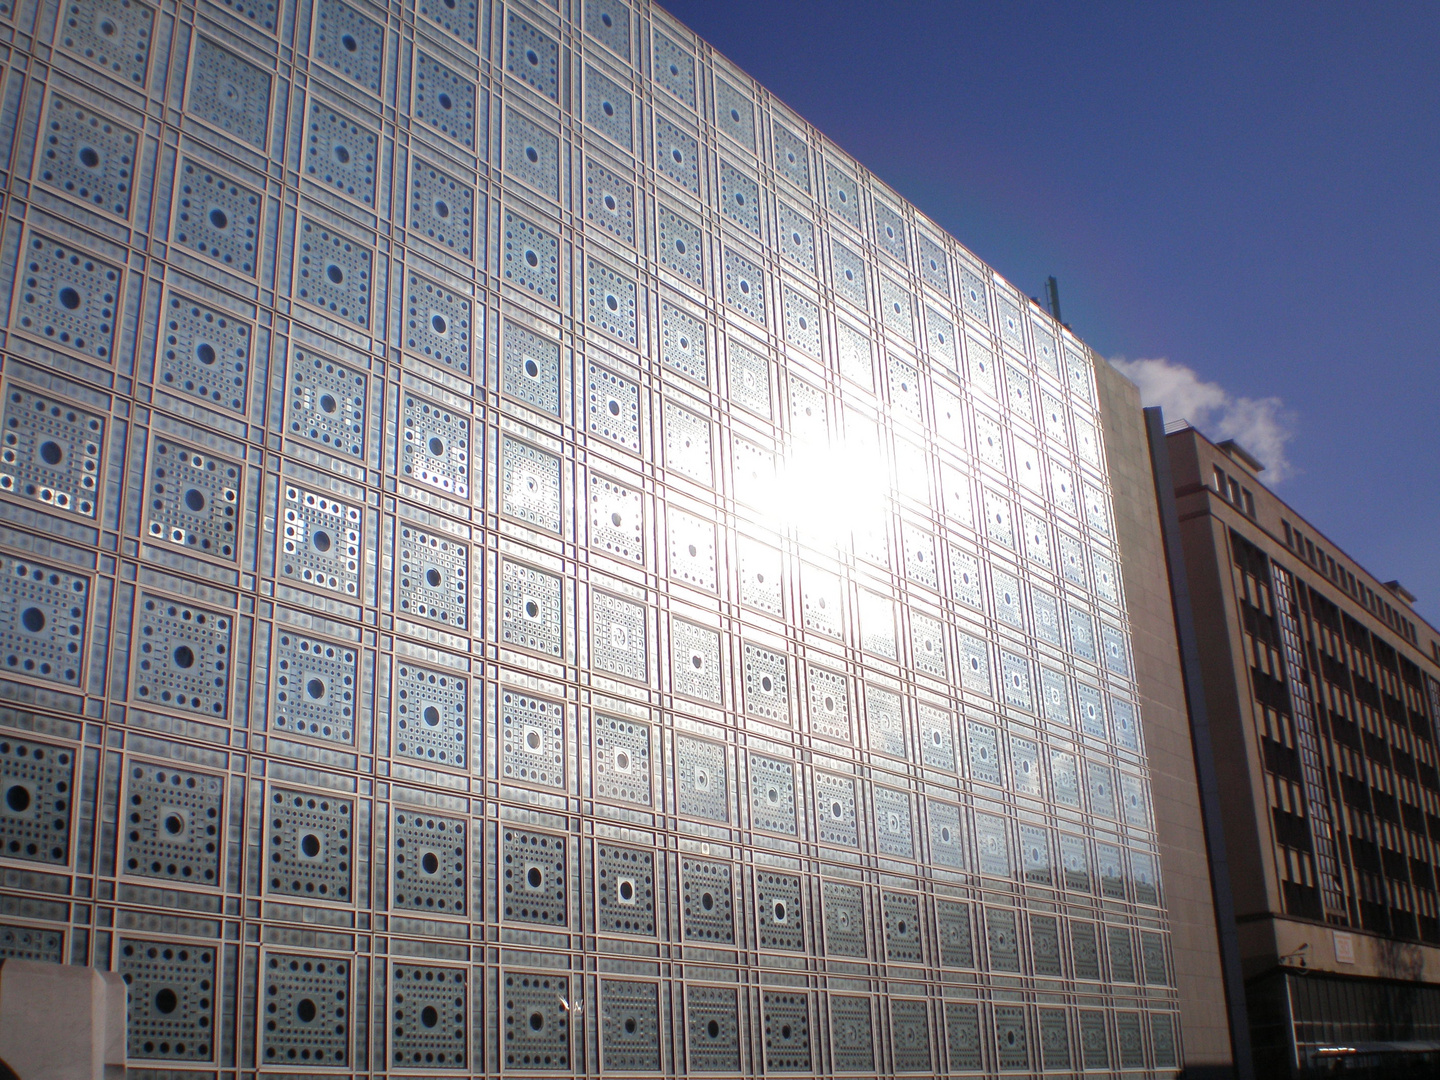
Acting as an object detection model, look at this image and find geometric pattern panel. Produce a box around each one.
[0,385,104,517]
[0,735,74,865]
[118,938,216,1061]
[391,808,467,915]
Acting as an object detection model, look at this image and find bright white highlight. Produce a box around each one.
[760,436,890,550]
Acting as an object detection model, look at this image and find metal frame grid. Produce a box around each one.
[0,0,1185,1074]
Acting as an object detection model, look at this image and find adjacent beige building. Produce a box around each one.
[1157,423,1440,1076]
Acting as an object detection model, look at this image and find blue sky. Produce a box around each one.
[660,1,1440,628]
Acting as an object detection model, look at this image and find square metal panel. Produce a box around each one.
[119,937,216,1061]
[592,714,652,806]
[675,734,727,821]
[389,963,467,1069]
[600,978,660,1071]
[686,984,740,1072]
[595,840,656,935]
[681,856,733,943]
[747,753,796,835]
[822,880,866,957]
[0,735,74,865]
[272,630,357,748]
[134,593,230,716]
[500,826,567,926]
[499,688,565,791]
[265,785,354,901]
[829,995,873,1073]
[891,998,932,1073]
[754,868,803,951]
[503,970,571,1070]
[391,808,467,915]
[392,659,466,769]
[260,952,351,1067]
[761,990,811,1072]
[813,770,857,848]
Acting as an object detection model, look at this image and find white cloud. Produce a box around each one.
[1109,356,1297,482]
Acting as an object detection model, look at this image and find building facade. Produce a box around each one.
[0,0,1215,1074]
[1158,425,1440,1075]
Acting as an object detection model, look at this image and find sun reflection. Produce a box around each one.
[759,434,890,551]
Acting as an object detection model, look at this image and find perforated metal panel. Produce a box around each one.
[272,630,357,745]
[13,234,121,363]
[502,320,561,414]
[813,770,857,848]
[945,1002,983,1070]
[503,970,570,1070]
[681,856,733,943]
[265,786,353,900]
[825,995,872,1073]
[59,0,154,85]
[410,164,477,262]
[936,899,974,967]
[158,294,250,412]
[500,559,562,656]
[686,984,740,1071]
[122,761,222,884]
[584,157,636,248]
[504,109,560,200]
[395,525,468,630]
[0,735,73,865]
[389,963,467,1069]
[755,868,803,951]
[391,808,467,914]
[392,659,466,768]
[748,753,796,835]
[145,437,241,560]
[501,436,562,534]
[313,0,384,93]
[295,218,372,328]
[653,32,695,106]
[304,101,377,208]
[286,347,366,457]
[38,94,136,218]
[279,484,361,598]
[173,160,261,276]
[0,923,64,962]
[600,978,660,1071]
[587,714,650,806]
[418,0,477,46]
[503,210,561,304]
[261,952,351,1066]
[500,688,564,790]
[873,785,914,857]
[822,880,866,957]
[595,840,655,935]
[675,734,727,821]
[400,393,470,499]
[590,591,646,681]
[762,990,811,1072]
[119,938,215,1060]
[414,52,478,151]
[891,998,931,1073]
[995,1004,1029,1070]
[501,826,567,925]
[882,890,923,964]
[0,387,102,518]
[588,472,643,563]
[188,38,269,149]
[133,593,230,716]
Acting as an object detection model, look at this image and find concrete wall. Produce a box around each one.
[1096,358,1236,1070]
